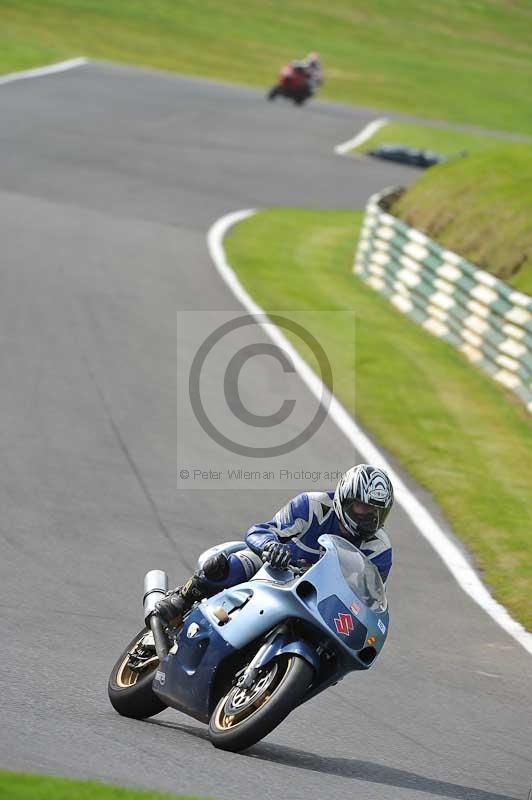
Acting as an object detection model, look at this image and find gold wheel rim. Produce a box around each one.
[115,634,159,689]
[213,657,294,731]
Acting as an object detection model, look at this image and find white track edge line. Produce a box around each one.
[0,57,88,87]
[207,208,532,656]
[334,117,389,155]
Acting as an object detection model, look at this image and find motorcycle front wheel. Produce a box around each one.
[208,654,313,752]
[108,627,167,720]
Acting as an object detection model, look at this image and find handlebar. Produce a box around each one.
[262,555,309,574]
[289,559,310,576]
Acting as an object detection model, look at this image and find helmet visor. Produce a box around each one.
[343,500,380,537]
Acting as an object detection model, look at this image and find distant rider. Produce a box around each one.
[155,464,394,628]
[288,52,322,95]
[303,52,323,90]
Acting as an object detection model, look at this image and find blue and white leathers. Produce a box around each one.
[246,491,392,581]
[152,534,390,724]
[199,492,392,595]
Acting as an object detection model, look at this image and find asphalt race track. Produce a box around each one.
[1,62,531,800]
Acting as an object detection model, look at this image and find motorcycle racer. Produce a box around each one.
[267,53,323,105]
[303,52,323,89]
[155,464,394,627]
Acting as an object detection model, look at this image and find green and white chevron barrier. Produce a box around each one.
[354,188,532,413]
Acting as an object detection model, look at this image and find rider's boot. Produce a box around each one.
[155,552,229,628]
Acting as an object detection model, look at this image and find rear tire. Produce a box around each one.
[208,655,313,752]
[108,627,167,720]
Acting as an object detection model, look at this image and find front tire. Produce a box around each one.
[208,655,313,752]
[108,627,167,720]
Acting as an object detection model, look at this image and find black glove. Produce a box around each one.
[261,541,292,570]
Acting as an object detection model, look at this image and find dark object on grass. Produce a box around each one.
[367,144,449,168]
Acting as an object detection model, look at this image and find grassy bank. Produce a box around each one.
[352,121,515,158]
[390,143,532,294]
[2,0,532,133]
[225,208,532,630]
[0,771,207,800]
[352,123,532,295]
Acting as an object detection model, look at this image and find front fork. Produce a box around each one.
[239,624,319,689]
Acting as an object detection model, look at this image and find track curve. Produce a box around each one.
[0,62,530,800]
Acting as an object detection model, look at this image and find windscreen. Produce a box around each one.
[329,535,387,612]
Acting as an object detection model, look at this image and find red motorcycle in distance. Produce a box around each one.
[267,62,313,106]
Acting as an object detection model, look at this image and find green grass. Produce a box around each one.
[352,125,532,294]
[0,771,208,800]
[390,143,532,294]
[225,208,532,630]
[352,121,515,158]
[3,0,532,133]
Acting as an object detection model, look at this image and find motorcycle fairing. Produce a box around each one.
[317,595,367,650]
[199,537,388,666]
[152,607,235,723]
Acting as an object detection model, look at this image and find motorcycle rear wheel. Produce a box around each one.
[108,627,167,720]
[208,654,313,752]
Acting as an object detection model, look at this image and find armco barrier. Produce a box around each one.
[354,188,532,413]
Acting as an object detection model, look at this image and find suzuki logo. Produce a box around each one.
[334,612,354,636]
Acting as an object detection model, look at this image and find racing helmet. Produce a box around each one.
[333,464,394,540]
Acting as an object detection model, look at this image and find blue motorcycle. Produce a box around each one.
[108,534,389,751]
